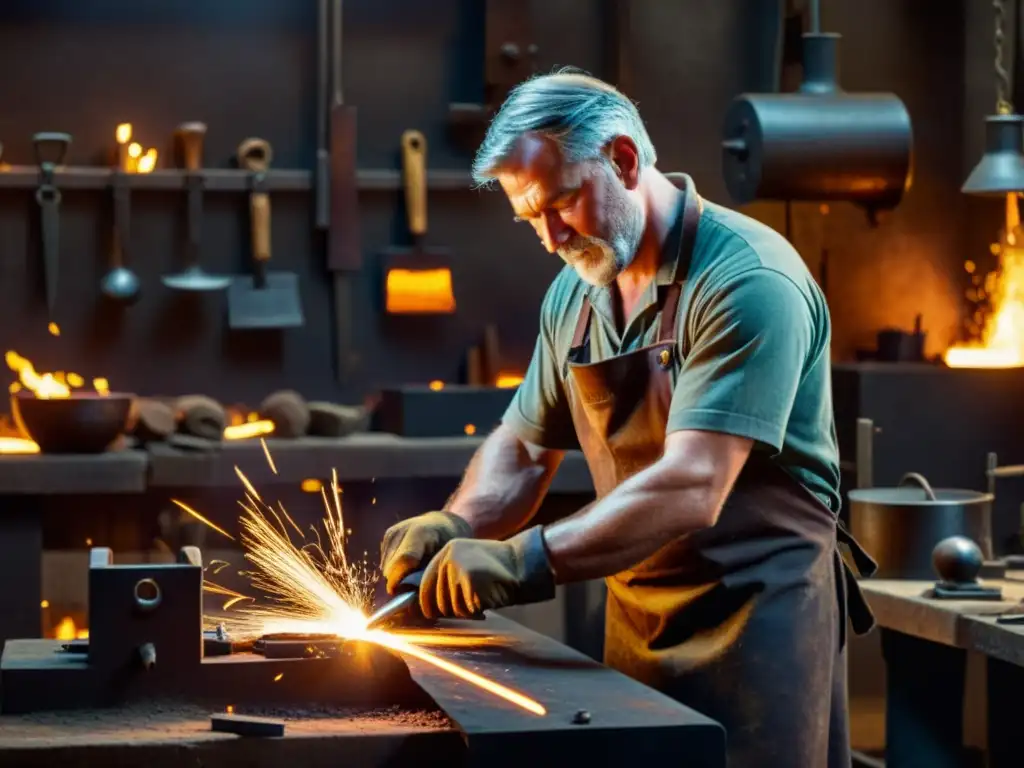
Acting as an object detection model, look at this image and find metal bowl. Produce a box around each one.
[11,391,135,454]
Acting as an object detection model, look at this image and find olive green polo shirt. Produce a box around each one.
[502,174,841,513]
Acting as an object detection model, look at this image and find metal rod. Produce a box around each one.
[855,418,874,489]
[809,0,821,34]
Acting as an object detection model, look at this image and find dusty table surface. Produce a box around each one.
[0,701,460,767]
[859,575,1024,664]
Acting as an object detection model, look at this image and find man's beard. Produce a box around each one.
[558,192,644,288]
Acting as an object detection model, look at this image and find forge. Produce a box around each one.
[0,545,726,768]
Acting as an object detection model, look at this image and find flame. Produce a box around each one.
[946,194,1024,368]
[52,616,88,641]
[2,348,112,453]
[5,351,110,400]
[495,372,524,388]
[136,148,158,174]
[428,380,445,391]
[191,449,547,716]
[116,123,132,145]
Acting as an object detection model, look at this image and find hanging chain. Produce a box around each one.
[995,0,1013,114]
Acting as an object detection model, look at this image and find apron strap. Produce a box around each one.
[657,176,703,344]
[836,519,879,641]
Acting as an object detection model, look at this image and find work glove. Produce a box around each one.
[380,510,473,594]
[419,525,557,619]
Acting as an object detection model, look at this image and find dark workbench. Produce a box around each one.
[0,435,593,657]
[858,577,1024,768]
[0,615,725,767]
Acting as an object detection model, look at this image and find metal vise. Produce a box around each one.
[87,545,204,681]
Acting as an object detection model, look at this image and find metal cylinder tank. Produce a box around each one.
[721,33,914,210]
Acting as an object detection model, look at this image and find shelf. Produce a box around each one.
[0,165,473,193]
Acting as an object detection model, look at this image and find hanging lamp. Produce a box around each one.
[962,0,1024,195]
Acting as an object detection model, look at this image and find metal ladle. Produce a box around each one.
[101,170,141,304]
[161,122,231,292]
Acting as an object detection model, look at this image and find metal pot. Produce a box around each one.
[848,473,993,580]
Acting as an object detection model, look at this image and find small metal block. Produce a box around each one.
[211,713,286,738]
[572,709,591,725]
[90,547,112,568]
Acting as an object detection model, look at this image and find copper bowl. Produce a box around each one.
[11,391,135,454]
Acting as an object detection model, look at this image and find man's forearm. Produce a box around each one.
[541,455,723,583]
[446,423,563,540]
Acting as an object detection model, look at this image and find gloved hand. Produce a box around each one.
[380,510,473,594]
[419,525,556,619]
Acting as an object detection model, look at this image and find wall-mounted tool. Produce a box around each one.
[100,169,141,305]
[162,122,232,292]
[314,0,331,229]
[720,0,913,220]
[326,0,359,261]
[962,0,1024,195]
[227,138,304,329]
[449,0,539,126]
[325,0,362,383]
[32,132,71,318]
[381,130,455,315]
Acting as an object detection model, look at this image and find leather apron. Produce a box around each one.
[563,176,877,767]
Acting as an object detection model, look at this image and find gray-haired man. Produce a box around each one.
[379,69,876,767]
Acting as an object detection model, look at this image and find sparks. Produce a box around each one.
[191,443,547,717]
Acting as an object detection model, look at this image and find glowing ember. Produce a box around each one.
[192,448,547,716]
[495,372,524,388]
[946,194,1024,368]
[224,408,275,441]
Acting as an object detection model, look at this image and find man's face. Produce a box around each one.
[495,134,645,287]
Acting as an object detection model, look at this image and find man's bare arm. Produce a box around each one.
[541,429,753,582]
[446,423,564,540]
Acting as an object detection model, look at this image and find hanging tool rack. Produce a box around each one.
[0,164,469,193]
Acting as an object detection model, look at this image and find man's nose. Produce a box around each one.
[538,211,571,253]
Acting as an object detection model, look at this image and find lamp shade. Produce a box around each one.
[962,113,1024,195]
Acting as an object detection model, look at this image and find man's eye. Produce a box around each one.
[552,192,578,209]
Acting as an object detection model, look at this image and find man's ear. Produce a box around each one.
[605,136,641,190]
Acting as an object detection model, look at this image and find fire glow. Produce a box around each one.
[182,440,546,717]
[1,334,275,452]
[945,194,1024,368]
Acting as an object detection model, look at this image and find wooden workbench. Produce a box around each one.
[859,577,1024,768]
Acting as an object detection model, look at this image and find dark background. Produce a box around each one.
[0,0,1007,407]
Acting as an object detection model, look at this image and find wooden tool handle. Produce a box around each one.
[401,130,427,237]
[176,122,208,172]
[251,193,272,264]
[237,138,274,264]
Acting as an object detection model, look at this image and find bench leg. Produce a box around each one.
[0,498,43,653]
[987,656,1024,768]
[882,628,966,768]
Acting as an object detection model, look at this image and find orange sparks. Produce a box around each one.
[261,437,278,474]
[234,466,262,503]
[372,631,546,716]
[182,441,548,717]
[171,499,235,541]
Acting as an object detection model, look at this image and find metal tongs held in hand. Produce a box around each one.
[33,132,71,317]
